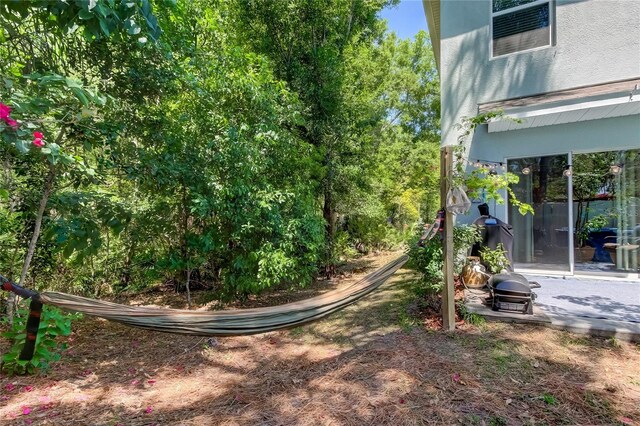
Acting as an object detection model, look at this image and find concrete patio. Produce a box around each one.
[464,275,640,341]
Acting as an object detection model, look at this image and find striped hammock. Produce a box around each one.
[2,255,408,338]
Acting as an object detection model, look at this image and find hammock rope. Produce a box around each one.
[2,255,408,360]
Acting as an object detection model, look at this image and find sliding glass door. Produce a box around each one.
[507,154,571,272]
[507,149,639,275]
[573,150,639,274]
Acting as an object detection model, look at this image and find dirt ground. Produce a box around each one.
[1,252,639,425]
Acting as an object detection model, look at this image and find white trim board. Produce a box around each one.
[489,94,640,132]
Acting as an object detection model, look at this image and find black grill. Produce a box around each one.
[488,273,538,315]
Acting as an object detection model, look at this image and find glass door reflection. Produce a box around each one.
[508,154,571,272]
[573,150,640,274]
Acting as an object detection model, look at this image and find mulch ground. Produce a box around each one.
[1,252,639,425]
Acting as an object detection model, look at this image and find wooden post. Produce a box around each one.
[440,146,455,331]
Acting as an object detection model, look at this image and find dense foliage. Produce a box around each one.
[407,224,481,294]
[1,303,80,374]
[0,0,441,309]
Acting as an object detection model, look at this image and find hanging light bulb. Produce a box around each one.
[500,162,506,171]
[610,164,623,175]
[474,160,482,168]
[563,166,573,177]
[521,165,531,175]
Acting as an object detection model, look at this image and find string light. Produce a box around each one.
[459,156,620,177]
[610,163,623,175]
[462,157,534,175]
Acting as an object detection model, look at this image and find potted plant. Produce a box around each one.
[479,243,510,274]
[576,214,614,263]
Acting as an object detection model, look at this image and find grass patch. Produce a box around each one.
[289,327,306,338]
[583,391,613,415]
[488,417,508,426]
[491,350,519,373]
[558,332,591,347]
[607,336,622,349]
[397,306,419,332]
[540,392,558,406]
[457,301,486,327]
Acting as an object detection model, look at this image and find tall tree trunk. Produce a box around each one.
[2,159,16,320]
[7,163,56,324]
[323,149,336,276]
[185,268,192,310]
[179,183,189,292]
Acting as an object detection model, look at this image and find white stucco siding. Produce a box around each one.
[440,0,640,149]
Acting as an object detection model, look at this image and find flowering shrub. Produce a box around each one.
[32,131,45,147]
[0,103,18,129]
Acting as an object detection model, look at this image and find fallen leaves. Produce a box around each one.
[452,373,467,386]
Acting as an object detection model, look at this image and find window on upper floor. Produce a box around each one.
[491,0,553,57]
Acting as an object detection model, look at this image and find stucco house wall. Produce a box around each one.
[437,0,640,221]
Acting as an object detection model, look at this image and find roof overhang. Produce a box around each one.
[479,78,640,132]
[422,0,441,73]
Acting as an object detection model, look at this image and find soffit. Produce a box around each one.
[422,0,441,73]
[480,78,640,132]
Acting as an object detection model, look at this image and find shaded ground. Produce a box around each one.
[1,252,639,425]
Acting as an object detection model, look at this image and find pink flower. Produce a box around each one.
[0,103,11,119]
[452,373,461,383]
[33,131,43,139]
[144,406,153,414]
[21,406,32,415]
[5,117,18,129]
[147,380,156,385]
[33,138,44,147]
[23,386,33,392]
[5,383,15,392]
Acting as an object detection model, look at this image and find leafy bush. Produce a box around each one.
[452,224,483,274]
[1,303,80,375]
[407,228,443,294]
[479,243,510,273]
[407,223,481,294]
[333,230,358,262]
[344,215,410,253]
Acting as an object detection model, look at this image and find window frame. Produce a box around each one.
[490,0,554,59]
